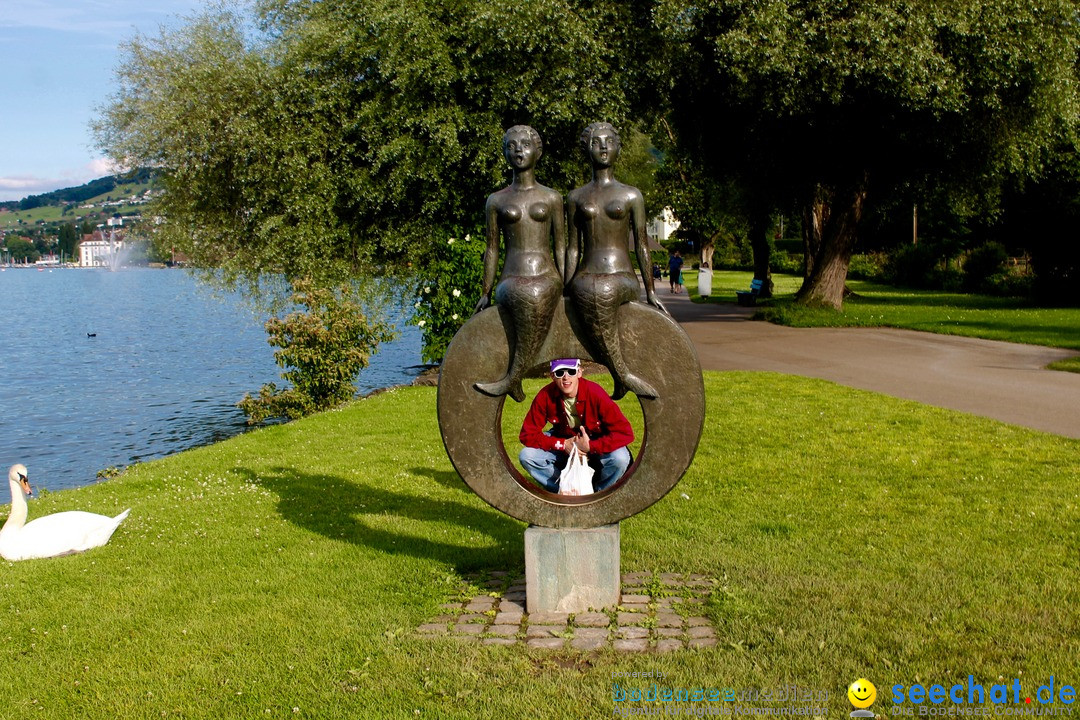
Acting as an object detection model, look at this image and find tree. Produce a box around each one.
[999,144,1080,304]
[5,237,39,264]
[651,146,751,274]
[58,223,78,260]
[94,1,636,292]
[653,0,1080,308]
[93,0,652,376]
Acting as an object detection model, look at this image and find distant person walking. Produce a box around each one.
[668,251,684,294]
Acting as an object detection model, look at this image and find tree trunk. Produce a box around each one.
[749,213,774,297]
[802,187,830,279]
[700,234,716,269]
[796,177,868,310]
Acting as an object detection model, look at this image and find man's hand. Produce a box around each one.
[575,428,591,454]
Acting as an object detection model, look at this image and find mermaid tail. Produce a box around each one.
[570,272,658,400]
[474,377,526,403]
[474,274,561,403]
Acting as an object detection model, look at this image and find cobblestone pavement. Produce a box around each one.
[417,571,719,653]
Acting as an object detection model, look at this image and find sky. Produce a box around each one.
[0,1,207,202]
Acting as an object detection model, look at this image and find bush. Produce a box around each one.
[771,251,804,275]
[411,229,485,364]
[963,242,1010,292]
[1029,241,1080,305]
[884,244,936,287]
[847,252,889,281]
[710,234,754,269]
[980,266,1034,297]
[883,243,970,289]
[239,278,394,424]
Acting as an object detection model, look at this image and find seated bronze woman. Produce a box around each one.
[566,122,667,400]
[474,125,565,403]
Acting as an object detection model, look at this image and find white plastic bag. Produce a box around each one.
[557,445,594,496]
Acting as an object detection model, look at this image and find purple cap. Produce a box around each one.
[550,358,580,373]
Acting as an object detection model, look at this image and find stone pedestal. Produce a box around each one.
[525,523,620,614]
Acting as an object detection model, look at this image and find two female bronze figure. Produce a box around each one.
[474,122,666,402]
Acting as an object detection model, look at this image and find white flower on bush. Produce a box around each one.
[452,314,459,320]
[464,233,471,242]
[423,286,431,294]
[452,288,461,297]
[413,301,421,308]
[448,237,455,244]
[418,320,426,327]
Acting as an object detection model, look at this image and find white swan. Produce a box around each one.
[0,464,130,561]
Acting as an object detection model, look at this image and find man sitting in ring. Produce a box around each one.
[518,358,633,493]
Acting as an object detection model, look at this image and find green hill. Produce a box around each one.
[0,168,156,211]
[0,171,158,232]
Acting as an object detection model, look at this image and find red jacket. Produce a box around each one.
[519,377,634,455]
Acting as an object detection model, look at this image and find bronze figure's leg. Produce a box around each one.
[475,275,561,403]
[570,273,658,400]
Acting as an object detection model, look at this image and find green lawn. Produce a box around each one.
[2,373,1077,718]
[690,268,804,303]
[691,270,1080,353]
[1049,357,1080,373]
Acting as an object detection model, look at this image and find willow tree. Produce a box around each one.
[654,0,1080,309]
[93,0,651,411]
[93,0,637,295]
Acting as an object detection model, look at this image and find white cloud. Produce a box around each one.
[0,158,124,202]
[0,176,48,193]
[0,175,66,202]
[86,157,123,176]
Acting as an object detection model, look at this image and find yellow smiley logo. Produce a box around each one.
[848,678,877,709]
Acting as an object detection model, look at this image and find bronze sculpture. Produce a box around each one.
[566,122,666,400]
[474,125,565,403]
[437,124,704,528]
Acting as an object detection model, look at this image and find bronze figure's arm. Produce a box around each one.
[631,190,666,314]
[475,194,500,313]
[551,191,567,285]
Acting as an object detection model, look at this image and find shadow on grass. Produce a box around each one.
[234,466,523,572]
[409,466,471,492]
[846,293,1030,309]
[919,318,1080,339]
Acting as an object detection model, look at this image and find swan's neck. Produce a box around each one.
[1,477,27,535]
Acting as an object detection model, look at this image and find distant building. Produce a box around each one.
[647,207,680,247]
[79,230,124,267]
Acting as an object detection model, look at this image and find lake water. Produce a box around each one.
[0,267,422,491]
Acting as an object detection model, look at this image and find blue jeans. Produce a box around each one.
[518,444,631,493]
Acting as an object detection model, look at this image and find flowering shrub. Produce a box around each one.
[239,278,394,424]
[411,228,486,364]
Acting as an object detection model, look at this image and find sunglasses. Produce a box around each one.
[553,367,579,378]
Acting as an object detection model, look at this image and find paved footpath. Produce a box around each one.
[660,290,1080,439]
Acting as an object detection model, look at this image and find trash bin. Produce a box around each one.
[698,267,713,297]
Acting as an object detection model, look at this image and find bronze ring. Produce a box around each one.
[437,298,704,528]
